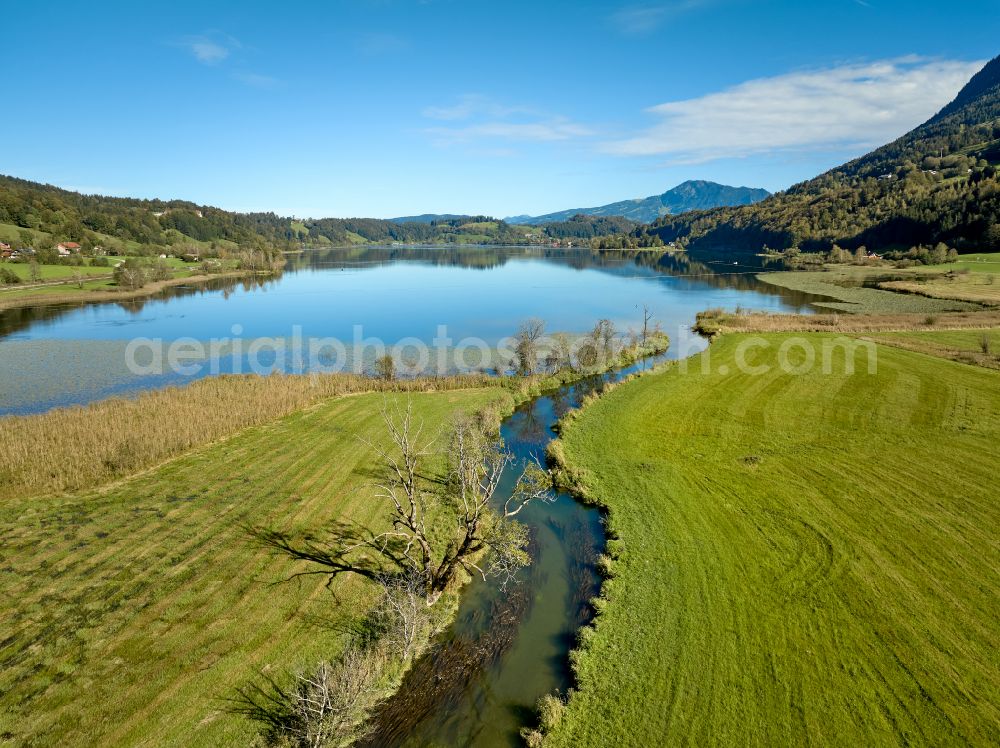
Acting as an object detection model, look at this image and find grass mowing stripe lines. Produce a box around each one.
[546,333,1000,746]
[0,388,508,746]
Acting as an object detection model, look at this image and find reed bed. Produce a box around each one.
[0,372,520,499]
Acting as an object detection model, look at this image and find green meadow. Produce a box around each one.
[547,333,1000,746]
[0,387,509,746]
[865,328,1000,369]
[757,267,983,313]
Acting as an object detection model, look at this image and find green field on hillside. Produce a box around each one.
[547,333,1000,746]
[0,222,51,246]
[0,388,508,746]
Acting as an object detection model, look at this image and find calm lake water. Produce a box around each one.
[0,247,815,414]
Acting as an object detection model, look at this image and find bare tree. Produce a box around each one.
[232,645,384,748]
[114,259,148,290]
[544,332,574,373]
[364,402,550,603]
[373,571,430,661]
[72,268,85,289]
[639,304,654,345]
[513,318,546,376]
[254,401,553,606]
[591,319,618,364]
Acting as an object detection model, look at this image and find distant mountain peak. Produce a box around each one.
[507,180,770,225]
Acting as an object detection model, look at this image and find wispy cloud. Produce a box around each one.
[611,1,716,35]
[426,120,594,145]
[421,95,593,148]
[422,95,532,122]
[180,33,240,64]
[603,57,984,163]
[175,33,280,88]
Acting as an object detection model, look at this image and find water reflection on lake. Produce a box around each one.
[0,247,817,414]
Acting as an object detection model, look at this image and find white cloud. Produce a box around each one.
[179,34,240,65]
[422,95,593,147]
[603,57,984,162]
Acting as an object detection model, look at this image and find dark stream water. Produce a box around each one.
[360,350,678,747]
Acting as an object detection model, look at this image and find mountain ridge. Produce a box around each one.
[649,54,1000,253]
[506,180,770,225]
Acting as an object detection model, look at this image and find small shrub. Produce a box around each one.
[520,728,544,748]
[595,554,614,577]
[742,455,763,466]
[374,353,396,381]
[0,267,21,285]
[536,693,567,733]
[589,596,609,616]
[604,537,625,560]
[924,315,938,326]
[981,333,992,356]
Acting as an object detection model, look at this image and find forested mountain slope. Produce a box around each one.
[649,55,1000,253]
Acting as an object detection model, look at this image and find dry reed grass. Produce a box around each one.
[0,372,521,499]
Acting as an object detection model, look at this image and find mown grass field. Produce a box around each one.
[865,328,1000,369]
[758,267,982,313]
[947,251,1000,273]
[0,387,509,746]
[760,256,1000,311]
[880,274,1000,306]
[548,333,1000,746]
[1,256,199,283]
[870,328,1000,352]
[0,264,248,312]
[1,262,111,281]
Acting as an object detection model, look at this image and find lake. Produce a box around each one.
[0,247,816,415]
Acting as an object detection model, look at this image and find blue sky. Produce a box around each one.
[3,0,996,218]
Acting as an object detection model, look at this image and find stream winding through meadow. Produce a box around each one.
[360,347,685,747]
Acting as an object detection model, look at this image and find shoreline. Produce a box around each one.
[0,269,277,312]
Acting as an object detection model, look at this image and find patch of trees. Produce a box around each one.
[0,175,657,257]
[540,214,639,239]
[112,257,173,290]
[0,175,296,256]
